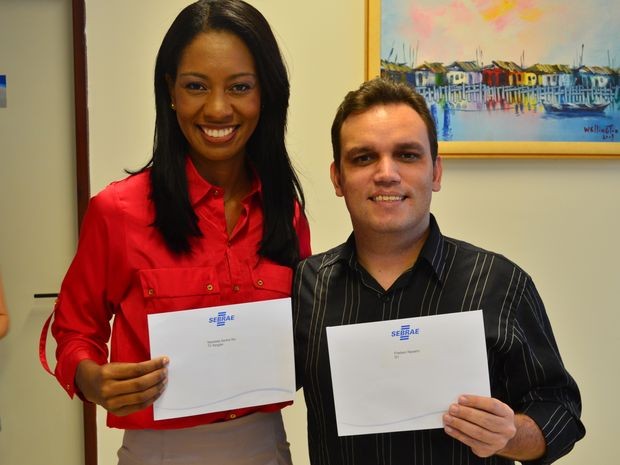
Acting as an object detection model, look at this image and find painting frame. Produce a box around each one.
[365,0,620,158]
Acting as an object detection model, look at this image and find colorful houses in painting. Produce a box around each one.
[576,66,616,88]
[445,61,483,85]
[381,59,618,90]
[412,62,447,87]
[381,60,620,93]
[525,64,574,87]
[380,59,415,86]
[481,61,537,87]
[380,58,619,115]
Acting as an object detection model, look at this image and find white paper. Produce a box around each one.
[148,297,295,420]
[326,310,490,436]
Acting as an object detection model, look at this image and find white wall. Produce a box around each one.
[0,1,83,464]
[1,0,611,464]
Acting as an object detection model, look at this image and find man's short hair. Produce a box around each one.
[331,77,438,167]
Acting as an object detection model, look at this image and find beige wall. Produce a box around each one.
[0,1,83,464]
[0,0,616,464]
[432,157,620,465]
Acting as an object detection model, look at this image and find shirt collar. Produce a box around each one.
[319,214,446,282]
[418,214,446,281]
[185,156,261,207]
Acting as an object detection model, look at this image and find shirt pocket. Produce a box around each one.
[138,267,222,313]
[249,261,293,300]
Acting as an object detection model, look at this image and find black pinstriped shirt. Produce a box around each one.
[293,215,584,465]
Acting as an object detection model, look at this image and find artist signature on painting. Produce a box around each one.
[583,124,618,141]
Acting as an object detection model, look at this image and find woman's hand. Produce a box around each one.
[75,357,168,416]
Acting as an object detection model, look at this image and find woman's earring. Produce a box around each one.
[171,103,176,111]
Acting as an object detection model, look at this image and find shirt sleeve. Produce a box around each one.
[505,277,586,464]
[51,188,127,399]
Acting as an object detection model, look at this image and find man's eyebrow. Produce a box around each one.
[393,141,427,152]
[345,141,426,157]
[344,145,375,158]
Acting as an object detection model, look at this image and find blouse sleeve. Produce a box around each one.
[51,188,128,398]
[293,201,312,260]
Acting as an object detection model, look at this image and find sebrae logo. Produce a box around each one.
[391,324,420,341]
[209,311,235,327]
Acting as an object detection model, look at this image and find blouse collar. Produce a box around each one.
[185,156,261,207]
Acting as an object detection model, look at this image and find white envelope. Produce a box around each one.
[148,297,295,420]
[326,310,490,436]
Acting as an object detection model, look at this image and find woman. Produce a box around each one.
[0,273,8,339]
[45,1,310,463]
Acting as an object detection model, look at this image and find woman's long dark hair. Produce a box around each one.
[145,0,304,266]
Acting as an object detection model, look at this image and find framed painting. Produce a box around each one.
[366,0,620,158]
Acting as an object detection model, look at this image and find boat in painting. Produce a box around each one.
[542,101,610,114]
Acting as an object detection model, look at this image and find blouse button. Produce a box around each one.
[228,413,237,420]
[147,288,154,296]
[206,284,214,291]
[213,190,220,196]
[256,279,264,287]
[232,285,240,292]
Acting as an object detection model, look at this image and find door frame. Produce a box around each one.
[71,1,96,464]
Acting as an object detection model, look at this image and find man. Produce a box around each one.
[293,78,585,465]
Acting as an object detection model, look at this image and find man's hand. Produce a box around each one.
[75,357,168,416]
[442,395,516,458]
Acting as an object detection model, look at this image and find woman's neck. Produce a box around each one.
[190,154,250,201]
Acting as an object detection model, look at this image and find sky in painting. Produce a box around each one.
[381,0,619,68]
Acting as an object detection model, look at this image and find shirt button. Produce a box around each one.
[206,284,214,291]
[256,279,264,287]
[228,413,237,420]
[233,285,240,292]
[66,384,71,391]
[147,288,154,296]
